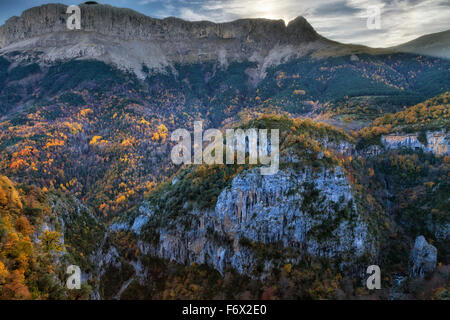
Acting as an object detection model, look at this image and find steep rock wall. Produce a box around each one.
[109,166,376,277]
[381,131,449,155]
[0,4,334,78]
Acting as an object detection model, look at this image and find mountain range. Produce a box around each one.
[0,2,448,300]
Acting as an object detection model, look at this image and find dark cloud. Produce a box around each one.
[314,1,362,16]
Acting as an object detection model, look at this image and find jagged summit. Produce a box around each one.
[287,16,318,36]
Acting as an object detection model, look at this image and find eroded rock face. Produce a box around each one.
[0,3,336,79]
[117,166,376,276]
[0,4,319,47]
[409,235,437,278]
[381,131,449,155]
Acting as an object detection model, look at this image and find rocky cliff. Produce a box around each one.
[0,3,366,79]
[135,166,375,275]
[95,167,375,300]
[409,235,438,278]
[0,3,321,46]
[101,129,382,286]
[381,131,449,155]
[0,3,336,78]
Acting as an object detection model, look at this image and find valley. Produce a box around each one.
[0,3,448,300]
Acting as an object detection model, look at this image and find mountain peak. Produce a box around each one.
[287,16,321,41]
[0,3,328,78]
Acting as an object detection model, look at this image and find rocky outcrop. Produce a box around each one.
[110,165,376,277]
[409,235,437,278]
[0,3,338,79]
[381,131,449,155]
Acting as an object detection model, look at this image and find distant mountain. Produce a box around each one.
[0,3,389,79]
[393,30,450,59]
[0,3,322,79]
[0,3,448,78]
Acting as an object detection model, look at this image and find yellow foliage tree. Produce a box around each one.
[39,230,65,254]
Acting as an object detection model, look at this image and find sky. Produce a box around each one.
[0,0,449,47]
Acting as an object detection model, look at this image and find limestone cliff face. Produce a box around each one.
[108,166,376,277]
[0,4,320,46]
[381,131,449,155]
[0,3,335,78]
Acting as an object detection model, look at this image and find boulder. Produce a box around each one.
[409,236,437,278]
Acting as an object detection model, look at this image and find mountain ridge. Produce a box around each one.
[0,3,387,78]
[392,30,450,59]
[0,3,322,47]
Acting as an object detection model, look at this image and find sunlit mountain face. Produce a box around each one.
[0,2,448,301]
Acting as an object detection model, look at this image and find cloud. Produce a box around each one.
[178,8,212,21]
[314,1,363,16]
